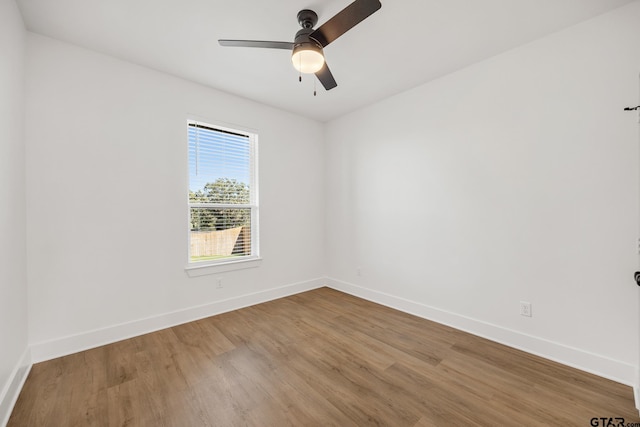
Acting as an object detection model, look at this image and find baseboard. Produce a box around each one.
[30,277,326,363]
[635,384,640,413]
[326,277,637,388]
[0,348,32,427]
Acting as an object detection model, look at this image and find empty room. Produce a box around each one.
[2,0,640,425]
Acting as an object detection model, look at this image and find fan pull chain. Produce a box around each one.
[299,55,302,82]
[314,78,317,97]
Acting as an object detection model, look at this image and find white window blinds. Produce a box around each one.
[188,121,258,264]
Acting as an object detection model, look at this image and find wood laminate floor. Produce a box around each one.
[8,287,640,426]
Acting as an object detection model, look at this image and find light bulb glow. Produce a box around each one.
[291,48,324,74]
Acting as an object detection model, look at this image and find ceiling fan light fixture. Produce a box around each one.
[219,0,382,91]
[291,43,325,74]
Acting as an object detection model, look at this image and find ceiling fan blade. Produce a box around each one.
[218,40,294,50]
[315,62,337,90]
[310,0,381,47]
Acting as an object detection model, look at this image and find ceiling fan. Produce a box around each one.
[218,0,382,92]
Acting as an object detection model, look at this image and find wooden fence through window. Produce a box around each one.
[190,226,250,257]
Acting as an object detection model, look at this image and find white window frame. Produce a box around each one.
[185,119,260,276]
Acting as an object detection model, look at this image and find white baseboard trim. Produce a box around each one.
[30,277,326,363]
[0,347,32,427]
[326,277,637,388]
[634,384,640,413]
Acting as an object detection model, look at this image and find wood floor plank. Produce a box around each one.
[172,317,236,357]
[335,311,450,367]
[8,287,640,426]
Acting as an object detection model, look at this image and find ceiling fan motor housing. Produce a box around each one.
[294,10,323,55]
[293,28,323,51]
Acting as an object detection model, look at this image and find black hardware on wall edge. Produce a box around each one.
[628,106,640,286]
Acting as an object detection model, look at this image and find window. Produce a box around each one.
[187,121,258,267]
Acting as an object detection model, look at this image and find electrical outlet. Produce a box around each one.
[520,301,532,317]
[356,267,362,276]
[216,278,223,289]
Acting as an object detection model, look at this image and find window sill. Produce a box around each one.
[185,257,262,278]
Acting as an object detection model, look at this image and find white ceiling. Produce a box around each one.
[16,0,636,122]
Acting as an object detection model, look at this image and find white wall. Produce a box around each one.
[326,2,640,385]
[25,34,325,357]
[0,0,28,422]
